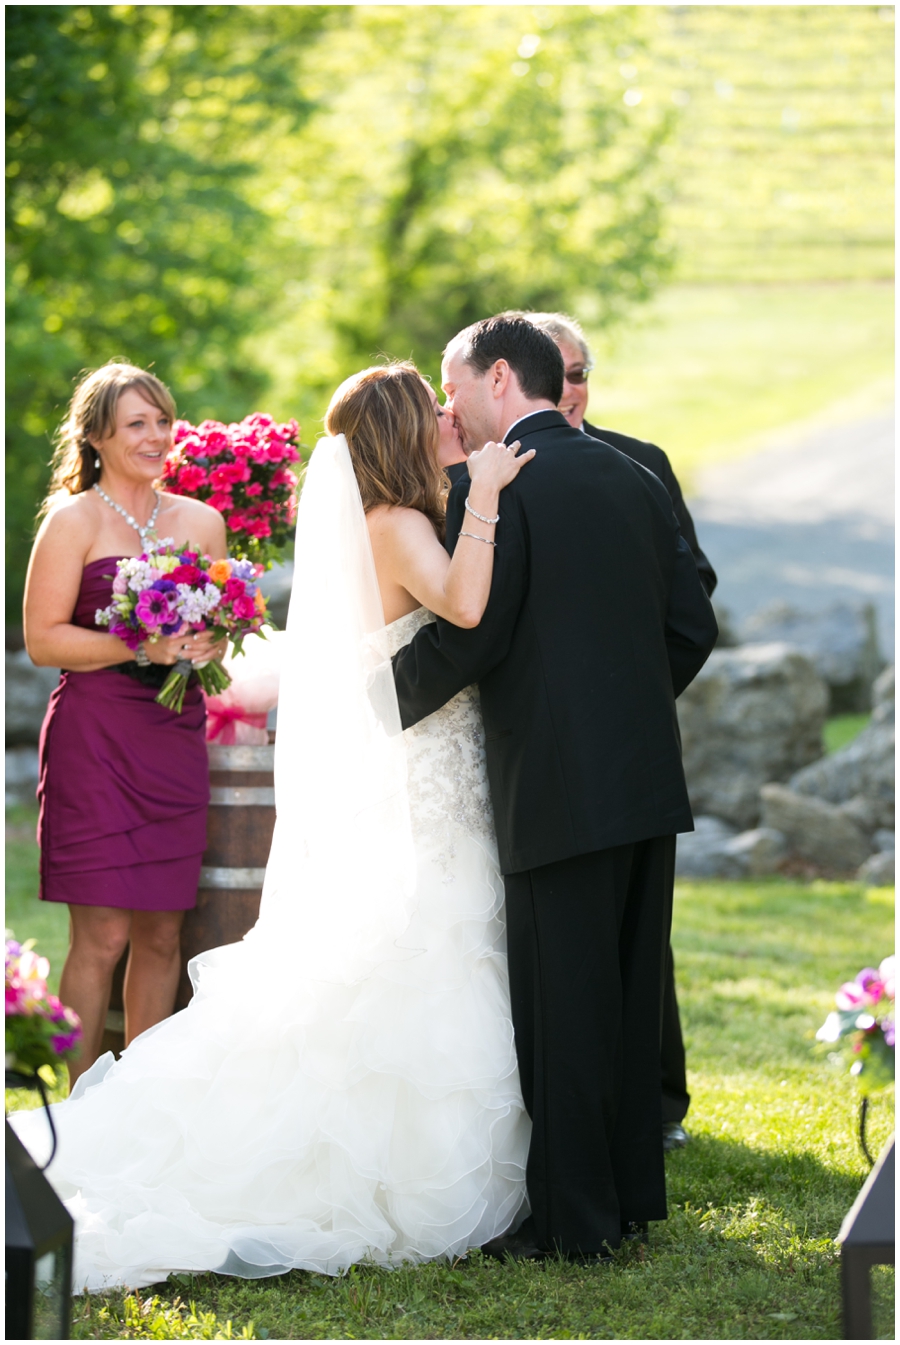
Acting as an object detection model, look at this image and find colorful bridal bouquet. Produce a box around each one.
[5,936,82,1077]
[816,955,895,1093]
[96,540,269,713]
[161,414,302,569]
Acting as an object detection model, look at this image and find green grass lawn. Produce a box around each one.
[823,714,871,756]
[6,805,69,992]
[6,809,894,1340]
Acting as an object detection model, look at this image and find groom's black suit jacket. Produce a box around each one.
[392,410,718,876]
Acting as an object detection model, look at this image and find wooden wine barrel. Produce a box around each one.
[174,742,276,1011]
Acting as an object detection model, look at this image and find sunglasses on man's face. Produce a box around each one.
[563,366,592,385]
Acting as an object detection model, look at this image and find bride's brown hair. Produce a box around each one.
[325,363,446,538]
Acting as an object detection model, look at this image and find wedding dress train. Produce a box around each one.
[11,436,529,1292]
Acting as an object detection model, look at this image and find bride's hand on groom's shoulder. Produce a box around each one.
[467,440,535,493]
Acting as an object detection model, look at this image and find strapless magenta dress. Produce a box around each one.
[37,558,209,911]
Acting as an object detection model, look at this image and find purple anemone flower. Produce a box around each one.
[135,588,179,630]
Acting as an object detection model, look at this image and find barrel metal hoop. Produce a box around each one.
[207,745,275,771]
[209,786,276,806]
[199,866,267,889]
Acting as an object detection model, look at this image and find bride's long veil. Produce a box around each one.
[249,434,417,981]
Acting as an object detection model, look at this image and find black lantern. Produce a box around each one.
[6,1103,74,1340]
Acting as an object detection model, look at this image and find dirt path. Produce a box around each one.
[688,408,894,654]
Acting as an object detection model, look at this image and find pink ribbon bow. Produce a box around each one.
[204,697,269,746]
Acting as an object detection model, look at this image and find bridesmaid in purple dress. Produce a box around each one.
[23,361,227,1090]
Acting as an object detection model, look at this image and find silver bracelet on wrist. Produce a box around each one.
[135,644,150,667]
[459,530,496,547]
[464,497,500,526]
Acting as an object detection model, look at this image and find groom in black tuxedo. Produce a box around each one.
[392,315,717,1260]
[536,310,718,1151]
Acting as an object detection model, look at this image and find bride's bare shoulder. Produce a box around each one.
[366,503,435,546]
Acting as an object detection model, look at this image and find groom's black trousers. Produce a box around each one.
[504,835,676,1254]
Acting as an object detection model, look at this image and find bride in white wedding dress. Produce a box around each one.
[11,363,534,1292]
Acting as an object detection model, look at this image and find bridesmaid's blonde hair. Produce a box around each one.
[41,360,176,515]
[325,362,446,538]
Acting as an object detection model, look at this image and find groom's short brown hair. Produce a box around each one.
[451,314,564,405]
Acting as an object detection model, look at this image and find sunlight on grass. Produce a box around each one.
[4,866,890,1339]
[584,282,894,491]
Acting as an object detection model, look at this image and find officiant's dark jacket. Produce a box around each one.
[392,409,718,876]
[582,421,718,598]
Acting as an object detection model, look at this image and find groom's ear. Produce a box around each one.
[489,359,511,399]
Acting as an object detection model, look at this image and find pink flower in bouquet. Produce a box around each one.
[171,563,206,587]
[109,615,143,650]
[224,577,247,601]
[112,571,129,595]
[231,594,257,620]
[136,587,179,630]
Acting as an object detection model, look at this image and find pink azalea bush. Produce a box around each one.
[5,936,82,1076]
[161,414,301,570]
[816,954,895,1093]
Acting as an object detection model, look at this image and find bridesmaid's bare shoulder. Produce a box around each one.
[36,489,103,548]
[157,490,228,554]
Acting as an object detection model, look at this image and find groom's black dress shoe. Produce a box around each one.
[482,1216,549,1262]
[481,1230,547,1262]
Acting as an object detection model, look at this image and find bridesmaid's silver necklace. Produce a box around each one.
[92,483,161,545]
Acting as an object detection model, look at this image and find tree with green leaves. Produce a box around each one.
[6,5,672,618]
[252,6,674,414]
[5,4,333,613]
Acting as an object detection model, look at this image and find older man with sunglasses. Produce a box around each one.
[528,311,718,1154]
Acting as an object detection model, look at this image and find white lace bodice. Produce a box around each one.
[385,607,495,854]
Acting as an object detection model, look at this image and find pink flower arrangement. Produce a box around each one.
[96,541,270,713]
[161,414,301,569]
[5,936,82,1076]
[816,955,895,1093]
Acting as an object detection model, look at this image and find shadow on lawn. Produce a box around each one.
[665,1131,867,1238]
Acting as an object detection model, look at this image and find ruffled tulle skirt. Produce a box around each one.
[11,821,529,1292]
